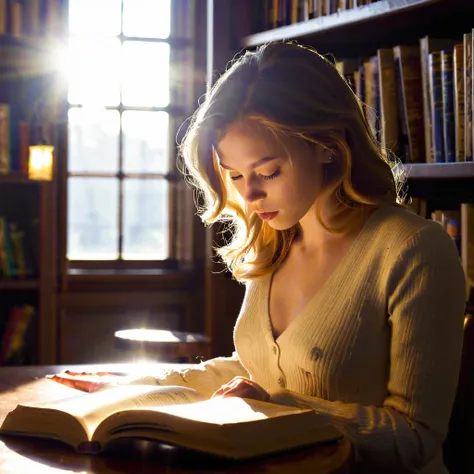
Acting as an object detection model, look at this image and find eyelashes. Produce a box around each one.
[230,168,281,182]
[261,168,281,181]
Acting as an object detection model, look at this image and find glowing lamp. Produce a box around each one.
[28,145,54,181]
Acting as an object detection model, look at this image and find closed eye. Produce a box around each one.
[259,169,281,181]
[230,169,281,182]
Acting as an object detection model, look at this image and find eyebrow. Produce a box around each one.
[219,156,279,171]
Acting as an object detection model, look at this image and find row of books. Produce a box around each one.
[262,0,380,29]
[409,197,474,300]
[0,0,64,38]
[336,29,474,164]
[0,103,56,174]
[0,216,39,280]
[0,303,34,365]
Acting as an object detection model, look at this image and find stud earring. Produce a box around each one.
[327,155,334,163]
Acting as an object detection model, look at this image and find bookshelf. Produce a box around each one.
[0,280,39,290]
[406,162,474,179]
[0,4,64,365]
[243,0,472,57]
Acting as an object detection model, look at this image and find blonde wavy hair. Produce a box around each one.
[179,41,405,282]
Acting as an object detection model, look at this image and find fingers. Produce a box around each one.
[211,377,270,402]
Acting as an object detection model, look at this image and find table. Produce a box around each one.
[0,364,352,474]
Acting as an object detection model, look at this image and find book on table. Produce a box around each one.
[0,380,342,460]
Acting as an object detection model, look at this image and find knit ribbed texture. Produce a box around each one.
[140,205,466,473]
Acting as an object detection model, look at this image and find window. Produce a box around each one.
[65,0,193,265]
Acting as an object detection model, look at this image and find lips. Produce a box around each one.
[258,211,279,221]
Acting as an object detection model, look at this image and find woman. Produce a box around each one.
[65,42,467,473]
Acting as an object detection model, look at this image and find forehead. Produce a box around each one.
[216,121,281,162]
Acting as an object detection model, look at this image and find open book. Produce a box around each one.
[0,382,342,460]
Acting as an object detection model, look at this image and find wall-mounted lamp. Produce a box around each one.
[28,145,54,181]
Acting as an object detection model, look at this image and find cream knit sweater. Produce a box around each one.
[141,205,466,473]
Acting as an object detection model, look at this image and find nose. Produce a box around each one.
[243,178,265,204]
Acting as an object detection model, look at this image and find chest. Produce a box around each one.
[269,245,351,336]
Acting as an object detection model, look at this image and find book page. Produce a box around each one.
[34,385,205,438]
[151,396,310,424]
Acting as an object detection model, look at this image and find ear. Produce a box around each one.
[321,148,335,164]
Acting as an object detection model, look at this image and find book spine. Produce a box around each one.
[394,46,425,163]
[461,203,474,299]
[0,0,6,35]
[453,43,465,162]
[378,48,399,155]
[9,224,26,279]
[24,0,43,36]
[441,49,455,163]
[429,51,445,163]
[464,33,472,161]
[8,305,34,361]
[420,37,433,162]
[9,0,23,38]
[363,59,376,136]
[18,121,29,174]
[0,104,10,173]
[3,222,17,278]
[0,307,21,364]
[394,51,410,163]
[472,29,474,164]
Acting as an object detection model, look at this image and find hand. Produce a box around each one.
[211,376,270,402]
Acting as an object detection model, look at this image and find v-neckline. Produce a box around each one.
[262,205,386,344]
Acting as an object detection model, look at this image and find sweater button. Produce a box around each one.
[311,347,322,360]
[272,346,277,355]
[278,376,285,387]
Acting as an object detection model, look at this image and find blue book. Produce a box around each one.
[429,51,445,162]
[441,50,455,162]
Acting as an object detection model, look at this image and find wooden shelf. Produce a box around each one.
[243,0,472,56]
[404,162,474,180]
[0,280,39,290]
[0,172,35,184]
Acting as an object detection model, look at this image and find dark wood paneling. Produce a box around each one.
[59,290,192,363]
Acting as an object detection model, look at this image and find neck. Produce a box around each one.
[293,202,368,253]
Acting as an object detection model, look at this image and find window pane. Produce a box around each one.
[123,179,169,260]
[122,42,170,107]
[68,38,121,106]
[69,0,121,36]
[123,0,170,39]
[122,111,169,173]
[68,108,120,172]
[68,178,119,260]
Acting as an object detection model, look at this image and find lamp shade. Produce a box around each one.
[28,145,54,181]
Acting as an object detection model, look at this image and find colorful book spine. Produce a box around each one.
[441,49,455,163]
[453,43,465,162]
[464,33,472,161]
[429,51,445,163]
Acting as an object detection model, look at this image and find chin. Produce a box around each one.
[265,218,297,231]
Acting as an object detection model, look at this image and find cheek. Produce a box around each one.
[278,170,323,206]
[297,168,324,202]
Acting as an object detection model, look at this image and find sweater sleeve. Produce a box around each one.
[127,351,249,398]
[268,223,466,472]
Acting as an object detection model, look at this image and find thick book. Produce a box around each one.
[393,45,425,164]
[0,383,342,460]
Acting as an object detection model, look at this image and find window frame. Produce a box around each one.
[61,0,197,273]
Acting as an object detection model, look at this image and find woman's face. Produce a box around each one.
[216,121,330,231]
